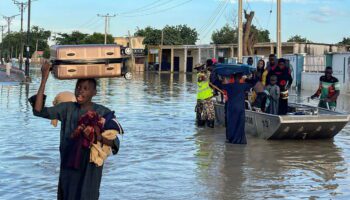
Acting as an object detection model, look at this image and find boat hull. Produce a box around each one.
[214,103,350,140]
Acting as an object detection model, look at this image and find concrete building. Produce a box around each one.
[148,42,348,73]
[114,36,146,72]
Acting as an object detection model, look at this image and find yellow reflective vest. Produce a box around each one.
[197,73,213,100]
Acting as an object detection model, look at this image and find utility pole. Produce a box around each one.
[0,25,6,64]
[128,30,135,71]
[3,14,19,34]
[277,0,282,58]
[97,13,116,44]
[14,0,28,70]
[161,29,164,46]
[25,0,31,78]
[237,0,243,63]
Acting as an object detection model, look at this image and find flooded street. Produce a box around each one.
[1,71,350,200]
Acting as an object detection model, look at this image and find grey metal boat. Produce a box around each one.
[214,102,350,140]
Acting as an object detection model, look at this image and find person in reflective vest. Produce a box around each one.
[195,64,215,128]
[311,66,340,110]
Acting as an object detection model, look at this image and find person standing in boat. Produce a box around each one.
[195,64,215,128]
[310,66,340,111]
[222,73,255,144]
[265,75,280,115]
[266,54,277,72]
[269,58,293,115]
[256,59,268,85]
[247,57,254,66]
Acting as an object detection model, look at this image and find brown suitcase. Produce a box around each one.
[50,44,122,61]
[50,44,126,79]
[52,63,122,80]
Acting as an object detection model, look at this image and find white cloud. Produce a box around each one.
[308,5,347,23]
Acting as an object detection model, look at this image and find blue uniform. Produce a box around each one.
[223,81,253,144]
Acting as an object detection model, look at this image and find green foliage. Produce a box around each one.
[287,35,312,43]
[54,31,114,45]
[211,24,237,44]
[134,27,162,45]
[211,24,270,44]
[338,37,350,45]
[0,26,51,59]
[134,24,198,45]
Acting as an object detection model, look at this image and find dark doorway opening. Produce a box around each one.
[174,57,180,72]
[186,57,193,72]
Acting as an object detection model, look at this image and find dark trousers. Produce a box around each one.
[278,98,288,115]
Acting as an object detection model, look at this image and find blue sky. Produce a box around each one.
[0,0,349,44]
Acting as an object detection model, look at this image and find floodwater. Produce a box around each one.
[0,70,350,200]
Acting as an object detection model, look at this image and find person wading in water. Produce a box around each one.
[29,61,121,200]
[195,63,215,128]
[311,66,340,110]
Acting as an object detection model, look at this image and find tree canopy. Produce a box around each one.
[54,31,114,45]
[211,24,270,45]
[134,24,198,45]
[287,35,312,43]
[338,37,350,45]
[0,26,51,59]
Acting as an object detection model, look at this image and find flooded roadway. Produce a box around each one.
[0,70,350,200]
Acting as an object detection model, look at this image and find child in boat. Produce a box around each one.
[29,61,121,200]
[266,75,280,115]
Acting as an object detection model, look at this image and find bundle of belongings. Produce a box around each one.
[51,91,77,127]
[50,44,127,79]
[67,110,124,168]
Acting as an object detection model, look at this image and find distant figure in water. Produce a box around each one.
[222,73,255,144]
[6,58,12,77]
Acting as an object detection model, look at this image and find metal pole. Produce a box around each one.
[0,25,6,65]
[277,0,282,58]
[104,15,107,44]
[238,0,243,63]
[19,2,24,70]
[25,0,31,77]
[161,29,164,46]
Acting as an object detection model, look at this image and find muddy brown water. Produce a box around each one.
[0,71,350,200]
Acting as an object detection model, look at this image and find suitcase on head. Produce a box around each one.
[50,44,126,79]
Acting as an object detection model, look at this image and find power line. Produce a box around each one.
[199,0,228,37]
[119,0,193,18]
[201,0,229,41]
[198,0,226,34]
[119,0,176,15]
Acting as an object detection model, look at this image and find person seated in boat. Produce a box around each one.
[310,66,340,111]
[222,73,255,144]
[195,63,215,128]
[268,58,293,115]
[265,75,280,115]
[251,71,269,112]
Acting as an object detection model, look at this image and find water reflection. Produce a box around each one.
[195,128,348,199]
